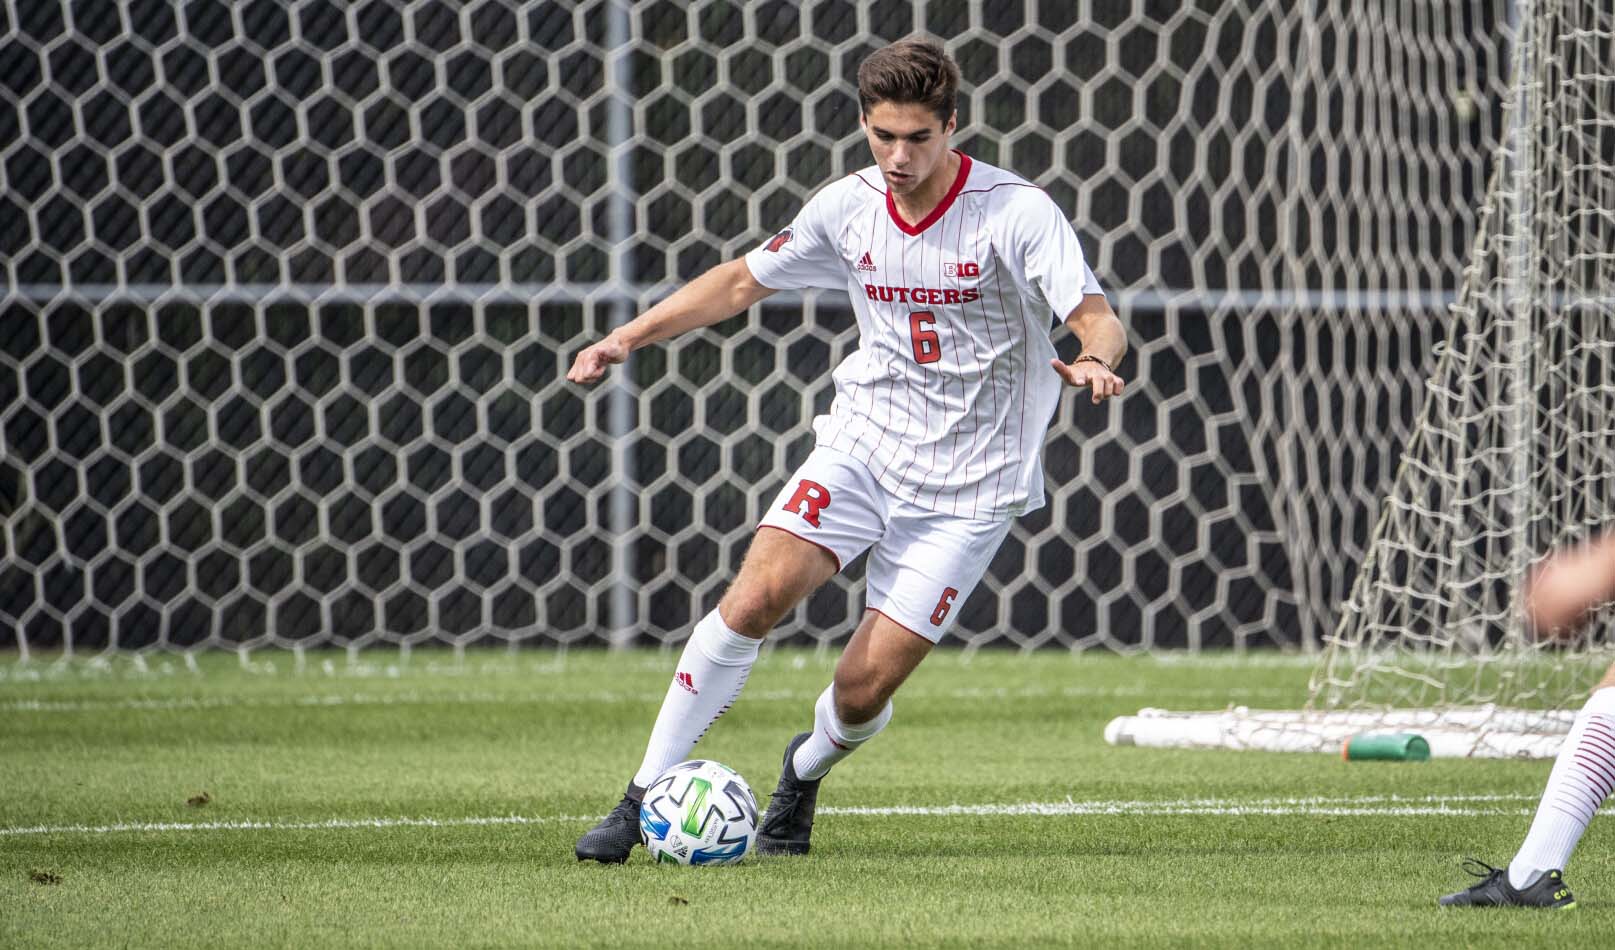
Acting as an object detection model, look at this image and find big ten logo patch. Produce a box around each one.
[943,261,980,278]
[783,479,831,527]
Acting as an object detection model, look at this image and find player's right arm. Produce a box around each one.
[566,258,775,385]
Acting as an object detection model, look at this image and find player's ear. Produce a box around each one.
[944,110,956,136]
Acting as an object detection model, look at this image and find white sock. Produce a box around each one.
[791,683,892,781]
[1508,687,1615,889]
[629,610,761,791]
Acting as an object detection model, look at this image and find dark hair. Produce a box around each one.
[857,37,960,124]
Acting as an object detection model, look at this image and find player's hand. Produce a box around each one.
[566,334,631,385]
[1050,357,1124,403]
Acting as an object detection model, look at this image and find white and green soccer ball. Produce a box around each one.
[638,759,759,866]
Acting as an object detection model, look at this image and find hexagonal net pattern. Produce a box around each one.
[1309,0,1615,716]
[0,0,1572,664]
[1105,0,1615,755]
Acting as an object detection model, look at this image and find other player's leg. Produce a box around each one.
[1440,664,1615,908]
[1440,533,1615,904]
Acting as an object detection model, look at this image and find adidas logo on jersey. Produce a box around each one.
[855,251,877,272]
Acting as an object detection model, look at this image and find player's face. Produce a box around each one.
[862,101,956,196]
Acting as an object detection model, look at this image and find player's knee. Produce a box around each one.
[718,580,795,637]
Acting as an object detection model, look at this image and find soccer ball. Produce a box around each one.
[638,759,759,865]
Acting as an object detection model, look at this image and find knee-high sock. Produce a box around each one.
[1508,686,1615,888]
[629,610,761,791]
[791,683,893,781]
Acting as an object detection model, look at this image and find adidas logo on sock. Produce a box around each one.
[675,671,698,695]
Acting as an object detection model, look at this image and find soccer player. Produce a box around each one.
[566,36,1126,863]
[1440,530,1615,908]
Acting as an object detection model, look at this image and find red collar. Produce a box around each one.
[886,151,972,236]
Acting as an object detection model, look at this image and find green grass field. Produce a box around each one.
[2,648,1608,948]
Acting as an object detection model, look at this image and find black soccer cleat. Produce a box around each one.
[1438,859,1576,909]
[574,786,644,864]
[756,731,821,856]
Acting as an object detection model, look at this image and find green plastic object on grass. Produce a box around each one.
[1342,733,1431,761]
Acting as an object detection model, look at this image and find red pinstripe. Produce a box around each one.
[872,205,910,484]
[891,199,938,493]
[839,202,886,464]
[1548,717,1615,820]
[930,201,968,514]
[966,201,997,520]
[1004,234,1036,514]
[987,247,1018,510]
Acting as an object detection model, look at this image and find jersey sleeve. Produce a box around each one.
[1011,190,1104,320]
[743,186,847,292]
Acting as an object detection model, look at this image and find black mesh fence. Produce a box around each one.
[0,1,1511,652]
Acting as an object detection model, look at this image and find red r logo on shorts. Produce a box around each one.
[783,479,831,528]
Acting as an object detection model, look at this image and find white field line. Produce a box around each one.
[0,794,1563,837]
[0,815,595,836]
[0,684,1292,714]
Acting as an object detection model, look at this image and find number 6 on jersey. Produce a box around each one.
[909,311,941,364]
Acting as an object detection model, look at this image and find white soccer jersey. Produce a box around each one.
[744,152,1105,520]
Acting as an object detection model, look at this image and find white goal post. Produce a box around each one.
[1108,0,1615,756]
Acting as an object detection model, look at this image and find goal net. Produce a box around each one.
[1109,0,1615,756]
[0,0,1595,688]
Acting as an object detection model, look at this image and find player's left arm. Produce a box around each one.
[1050,294,1126,404]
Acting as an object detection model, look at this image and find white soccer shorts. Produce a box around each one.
[756,446,1012,642]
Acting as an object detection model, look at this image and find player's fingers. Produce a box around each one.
[1050,358,1088,388]
[596,341,628,368]
[567,351,604,384]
